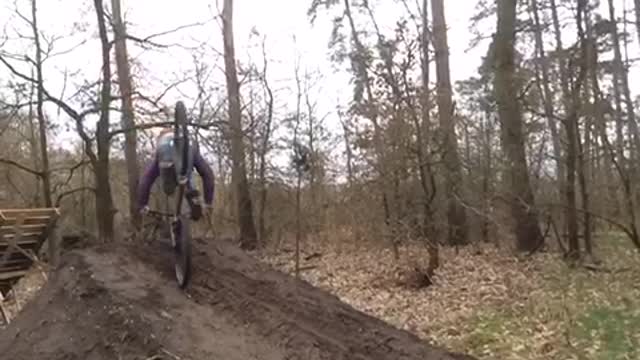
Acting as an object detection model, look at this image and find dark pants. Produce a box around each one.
[161,166,202,220]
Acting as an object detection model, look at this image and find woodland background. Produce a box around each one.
[1,0,640,358]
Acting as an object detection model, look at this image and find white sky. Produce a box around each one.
[1,0,638,152]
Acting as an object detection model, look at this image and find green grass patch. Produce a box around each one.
[574,306,640,360]
[462,310,533,358]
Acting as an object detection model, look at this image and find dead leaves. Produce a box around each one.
[258,238,640,360]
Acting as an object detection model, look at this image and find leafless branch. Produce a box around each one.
[0,158,42,176]
[51,160,91,194]
[108,120,225,139]
[539,202,633,239]
[4,171,28,204]
[46,39,89,60]
[55,187,95,207]
[143,22,207,42]
[121,22,208,49]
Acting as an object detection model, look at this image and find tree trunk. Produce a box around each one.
[431,0,468,246]
[481,111,493,244]
[609,0,640,156]
[111,0,141,229]
[608,0,640,233]
[222,0,258,250]
[585,8,620,220]
[602,0,627,169]
[634,0,640,49]
[30,0,52,208]
[257,40,274,246]
[564,105,580,259]
[493,0,542,252]
[577,122,592,255]
[562,0,590,260]
[27,70,41,206]
[342,0,396,256]
[531,0,563,201]
[337,108,354,188]
[304,76,318,222]
[420,0,438,270]
[93,0,116,242]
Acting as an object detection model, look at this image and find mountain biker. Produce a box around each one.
[137,127,215,221]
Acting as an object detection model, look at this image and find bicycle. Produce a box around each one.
[141,100,193,289]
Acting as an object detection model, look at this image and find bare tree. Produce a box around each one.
[30,0,52,207]
[493,0,542,252]
[431,0,468,246]
[91,0,117,241]
[256,37,275,245]
[531,0,563,203]
[111,0,141,229]
[221,0,258,249]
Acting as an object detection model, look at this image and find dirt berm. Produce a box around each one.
[0,236,478,360]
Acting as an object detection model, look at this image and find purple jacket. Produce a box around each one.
[137,151,215,209]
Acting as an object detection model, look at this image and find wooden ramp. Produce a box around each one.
[0,208,60,296]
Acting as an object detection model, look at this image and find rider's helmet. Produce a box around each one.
[156,128,175,168]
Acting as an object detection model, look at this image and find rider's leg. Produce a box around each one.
[185,173,202,221]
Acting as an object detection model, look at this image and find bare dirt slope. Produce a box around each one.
[0,237,477,360]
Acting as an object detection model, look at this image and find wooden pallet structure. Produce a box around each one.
[0,208,60,324]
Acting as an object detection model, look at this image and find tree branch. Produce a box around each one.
[55,187,96,207]
[0,53,102,164]
[0,158,42,176]
[108,120,225,139]
[51,160,91,194]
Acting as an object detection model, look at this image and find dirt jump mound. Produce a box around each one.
[0,237,477,360]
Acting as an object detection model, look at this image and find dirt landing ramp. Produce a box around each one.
[0,239,478,360]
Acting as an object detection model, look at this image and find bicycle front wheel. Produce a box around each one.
[173,201,192,289]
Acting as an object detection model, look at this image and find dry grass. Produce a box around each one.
[257,232,640,360]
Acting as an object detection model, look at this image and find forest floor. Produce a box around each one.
[258,233,640,360]
[0,236,473,360]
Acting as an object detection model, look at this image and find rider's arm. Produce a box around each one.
[193,152,215,206]
[137,156,160,210]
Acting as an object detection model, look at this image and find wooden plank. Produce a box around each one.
[0,208,59,218]
[0,262,33,271]
[0,270,27,281]
[1,224,47,232]
[0,258,32,266]
[0,264,32,273]
[0,216,53,227]
[0,251,31,263]
[0,244,38,255]
[0,238,40,247]
[0,207,60,296]
[1,233,41,244]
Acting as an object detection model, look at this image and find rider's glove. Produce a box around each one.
[140,205,150,215]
